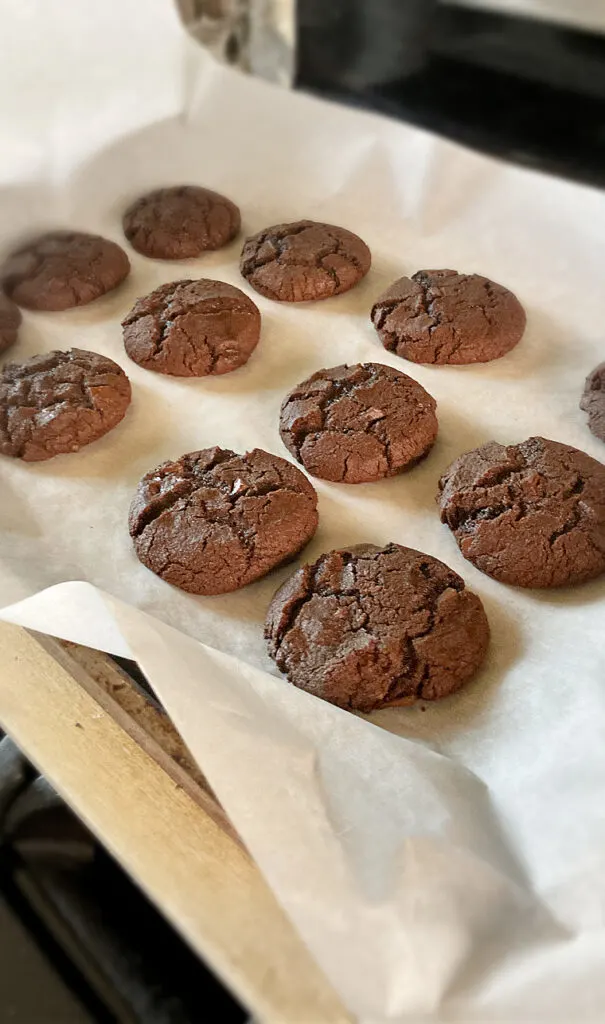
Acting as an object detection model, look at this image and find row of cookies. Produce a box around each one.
[4,342,602,593]
[2,245,602,450]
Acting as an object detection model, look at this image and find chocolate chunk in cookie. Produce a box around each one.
[240,220,371,302]
[1,232,130,311]
[265,542,489,712]
[371,269,525,364]
[438,436,605,587]
[0,294,21,354]
[129,447,319,595]
[122,278,261,377]
[123,186,240,260]
[580,363,605,443]
[279,362,437,483]
[0,349,131,461]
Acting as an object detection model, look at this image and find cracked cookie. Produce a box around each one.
[0,349,132,461]
[240,220,371,302]
[129,447,319,595]
[0,294,21,354]
[122,279,261,376]
[123,186,240,260]
[1,232,130,311]
[371,269,525,364]
[438,436,605,587]
[265,542,489,711]
[580,363,605,444]
[279,362,437,483]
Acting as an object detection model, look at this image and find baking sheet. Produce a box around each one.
[1,0,605,1019]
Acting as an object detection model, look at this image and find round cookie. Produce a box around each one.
[123,186,240,260]
[371,269,525,364]
[129,447,319,595]
[265,542,489,712]
[279,362,437,483]
[240,220,371,302]
[0,293,21,354]
[438,436,605,588]
[580,363,605,443]
[1,231,130,311]
[122,279,261,377]
[0,349,131,461]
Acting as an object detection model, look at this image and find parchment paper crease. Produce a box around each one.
[1,1,605,1020]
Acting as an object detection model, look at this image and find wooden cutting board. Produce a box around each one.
[0,621,351,1024]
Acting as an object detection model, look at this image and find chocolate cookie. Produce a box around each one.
[123,186,240,260]
[265,542,489,712]
[122,279,261,377]
[438,436,605,587]
[0,294,21,354]
[371,269,525,364]
[240,220,371,302]
[279,362,437,483]
[1,232,130,311]
[0,349,131,461]
[129,447,319,595]
[580,363,605,443]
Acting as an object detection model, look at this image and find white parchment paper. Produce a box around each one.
[1,1,605,1019]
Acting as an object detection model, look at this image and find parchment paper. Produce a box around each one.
[1,1,605,1020]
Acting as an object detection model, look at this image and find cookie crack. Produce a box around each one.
[283,364,386,459]
[130,449,234,536]
[380,574,465,704]
[413,273,467,359]
[241,223,312,276]
[443,444,594,547]
[330,232,364,273]
[548,507,582,546]
[269,560,327,661]
[131,482,196,537]
[243,224,363,282]
[132,452,313,539]
[371,297,401,334]
[319,260,341,290]
[382,642,427,704]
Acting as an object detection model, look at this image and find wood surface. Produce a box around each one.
[0,620,350,1024]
